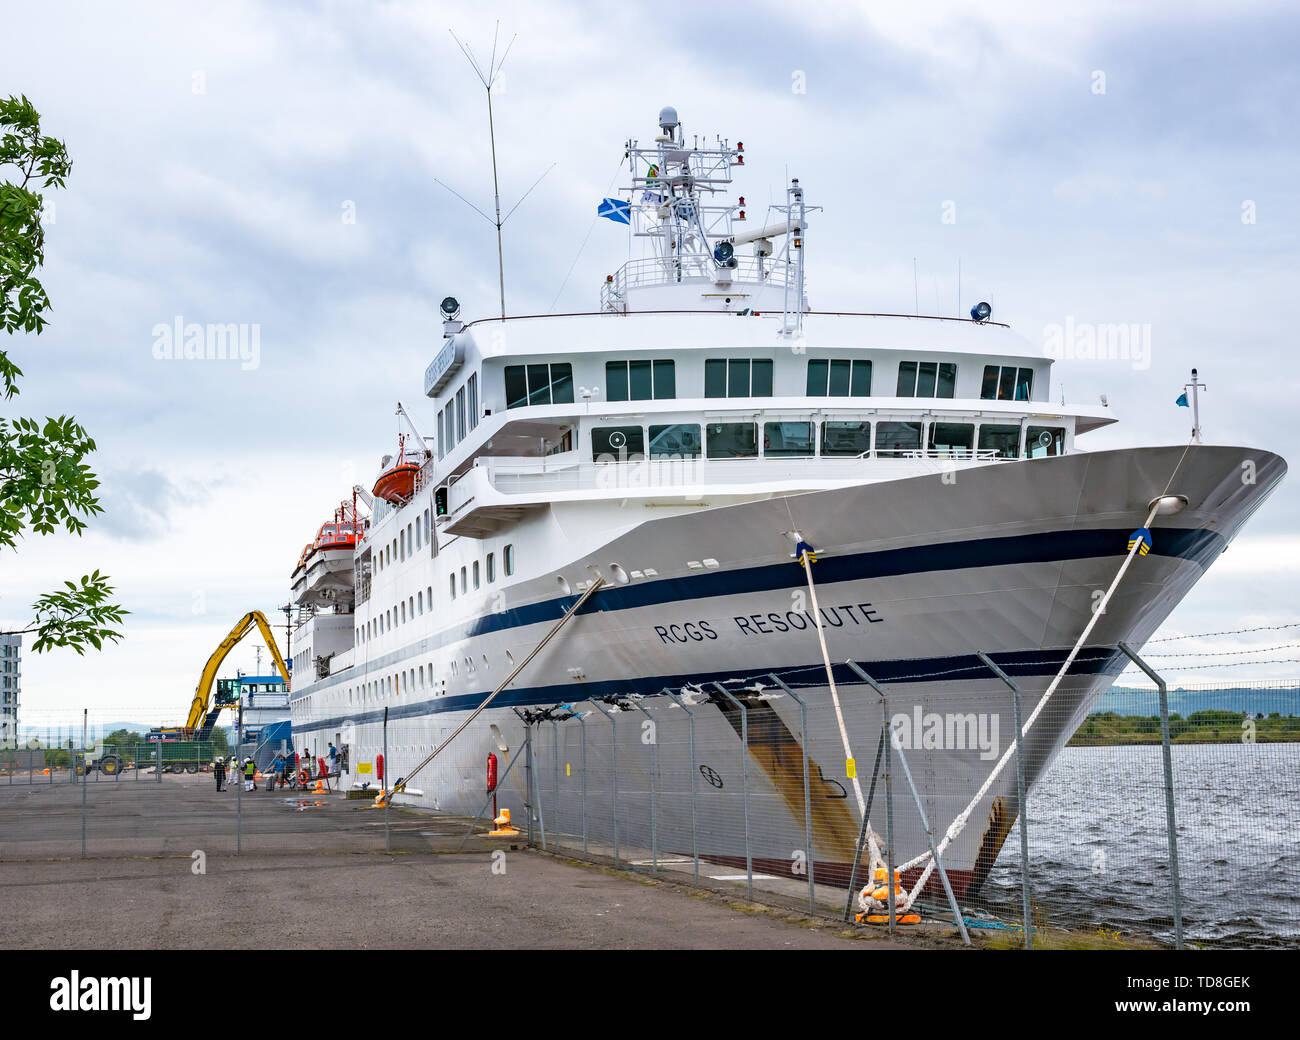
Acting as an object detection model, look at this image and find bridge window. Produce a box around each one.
[820,421,871,456]
[980,365,1034,401]
[504,543,516,576]
[706,422,758,459]
[763,421,814,457]
[486,553,496,583]
[592,425,645,461]
[978,423,1022,459]
[1025,425,1065,458]
[607,359,675,401]
[928,422,975,456]
[876,421,923,457]
[705,358,773,398]
[807,359,872,397]
[467,373,479,430]
[505,363,574,409]
[897,361,957,398]
[649,423,701,458]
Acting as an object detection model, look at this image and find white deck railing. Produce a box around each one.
[450,449,1006,501]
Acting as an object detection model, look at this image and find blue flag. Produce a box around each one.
[598,197,631,224]
[1176,392,1189,407]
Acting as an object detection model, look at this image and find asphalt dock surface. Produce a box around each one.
[0,772,920,950]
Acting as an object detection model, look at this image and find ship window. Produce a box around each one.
[978,423,1022,459]
[981,365,1034,401]
[592,425,645,461]
[807,359,872,397]
[606,359,676,401]
[449,574,456,600]
[648,423,701,458]
[763,421,814,457]
[437,411,445,458]
[705,358,773,398]
[486,553,496,582]
[928,422,975,456]
[897,361,957,398]
[504,544,516,576]
[473,561,480,590]
[457,386,467,440]
[460,567,467,594]
[505,363,574,409]
[468,373,479,430]
[820,421,871,456]
[1025,425,1065,458]
[400,603,406,623]
[876,421,923,457]
[418,591,423,615]
[706,422,758,459]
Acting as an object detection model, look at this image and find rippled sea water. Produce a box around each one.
[979,743,1299,948]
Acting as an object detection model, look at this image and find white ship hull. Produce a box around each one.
[291,444,1284,897]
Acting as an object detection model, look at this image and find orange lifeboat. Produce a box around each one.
[372,462,419,504]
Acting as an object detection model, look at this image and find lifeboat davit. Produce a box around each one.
[373,462,419,504]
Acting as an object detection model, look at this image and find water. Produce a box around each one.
[981,743,1299,948]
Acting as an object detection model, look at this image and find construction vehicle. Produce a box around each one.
[183,611,291,740]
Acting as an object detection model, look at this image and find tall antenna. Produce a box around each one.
[442,25,554,321]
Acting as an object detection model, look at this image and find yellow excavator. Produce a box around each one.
[184,611,290,739]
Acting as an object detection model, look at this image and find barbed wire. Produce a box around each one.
[1144,622,1300,644]
[1120,657,1300,672]
[1145,643,1300,659]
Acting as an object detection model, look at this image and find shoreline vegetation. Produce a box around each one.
[1069,710,1300,746]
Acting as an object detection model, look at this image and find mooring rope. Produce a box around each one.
[799,542,886,883]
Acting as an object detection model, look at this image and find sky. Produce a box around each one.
[2,0,1298,728]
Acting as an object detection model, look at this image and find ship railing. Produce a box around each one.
[460,448,1005,497]
[601,255,793,312]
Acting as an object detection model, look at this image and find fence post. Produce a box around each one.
[844,662,896,933]
[577,712,589,855]
[768,675,816,914]
[977,651,1033,950]
[664,688,699,885]
[887,722,972,946]
[713,683,752,902]
[80,734,87,860]
[587,699,618,866]
[236,702,243,854]
[633,702,658,873]
[550,719,561,844]
[383,707,390,854]
[1118,640,1184,950]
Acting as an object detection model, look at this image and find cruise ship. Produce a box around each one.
[287,107,1285,910]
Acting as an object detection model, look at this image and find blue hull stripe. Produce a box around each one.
[294,525,1220,732]
[467,526,1219,639]
[299,646,1127,733]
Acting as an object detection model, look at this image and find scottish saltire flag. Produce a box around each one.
[598,197,631,224]
[1176,392,1189,407]
[1128,527,1152,556]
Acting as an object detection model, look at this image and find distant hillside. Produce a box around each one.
[1097,686,1300,718]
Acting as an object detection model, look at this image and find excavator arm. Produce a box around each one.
[184,611,291,732]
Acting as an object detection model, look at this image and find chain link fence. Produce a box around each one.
[5,677,1297,949]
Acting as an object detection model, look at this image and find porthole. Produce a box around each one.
[557,575,572,595]
[609,563,631,585]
